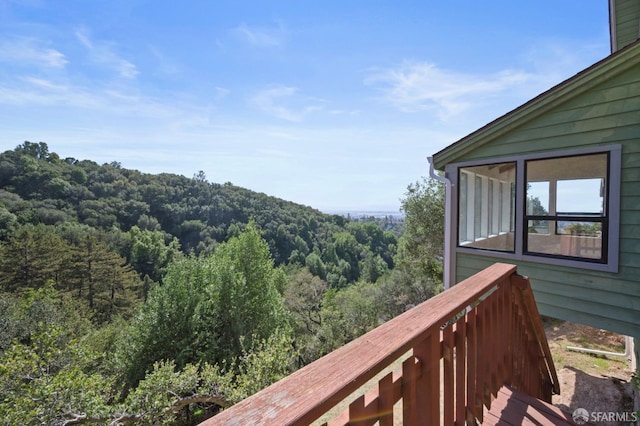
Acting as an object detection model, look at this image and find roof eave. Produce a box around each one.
[432,40,640,170]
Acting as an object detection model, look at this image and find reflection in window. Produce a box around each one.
[556,179,603,214]
[525,153,608,262]
[458,162,516,251]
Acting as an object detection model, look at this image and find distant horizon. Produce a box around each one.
[322,209,404,218]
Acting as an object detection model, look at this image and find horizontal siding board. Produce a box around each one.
[455,249,640,336]
[620,226,640,238]
[618,254,640,271]
[455,68,640,162]
[433,43,640,169]
[538,303,640,337]
[528,93,640,128]
[538,92,640,124]
[622,152,640,168]
[460,250,640,287]
[469,127,639,160]
[615,0,640,51]
[534,292,639,330]
[616,0,640,15]
[620,216,640,225]
[621,186,640,197]
[620,236,640,252]
[532,280,639,312]
[621,195,640,210]
[457,253,640,298]
[485,112,639,149]
[621,168,640,183]
[622,171,640,184]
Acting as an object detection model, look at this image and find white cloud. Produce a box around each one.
[0,37,67,68]
[21,76,67,90]
[365,61,534,119]
[250,84,325,122]
[0,76,103,108]
[214,87,230,99]
[148,45,182,76]
[521,39,607,83]
[0,73,210,126]
[233,22,285,47]
[75,29,139,79]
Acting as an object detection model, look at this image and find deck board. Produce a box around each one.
[482,385,582,426]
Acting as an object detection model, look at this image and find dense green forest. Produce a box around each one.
[0,142,444,425]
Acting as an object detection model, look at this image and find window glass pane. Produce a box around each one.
[458,162,515,251]
[528,221,602,259]
[556,179,604,215]
[525,153,607,262]
[527,181,550,216]
[459,173,468,244]
[474,176,483,238]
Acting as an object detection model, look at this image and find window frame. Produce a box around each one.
[447,145,621,273]
[523,152,609,264]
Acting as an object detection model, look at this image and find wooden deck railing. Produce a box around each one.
[202,263,559,425]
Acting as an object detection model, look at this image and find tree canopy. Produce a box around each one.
[0,142,399,291]
[0,142,453,425]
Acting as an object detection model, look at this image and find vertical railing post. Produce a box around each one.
[465,305,478,425]
[402,355,420,425]
[443,325,455,425]
[377,373,395,426]
[454,318,466,426]
[476,301,487,421]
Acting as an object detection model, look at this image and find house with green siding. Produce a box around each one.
[431,0,640,363]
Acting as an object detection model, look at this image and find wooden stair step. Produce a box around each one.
[482,385,581,426]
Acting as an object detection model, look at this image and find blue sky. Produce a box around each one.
[0,1,611,212]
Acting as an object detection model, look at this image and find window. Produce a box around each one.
[453,146,620,272]
[525,153,608,262]
[458,162,516,251]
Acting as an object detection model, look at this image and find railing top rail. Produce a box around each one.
[203,263,517,426]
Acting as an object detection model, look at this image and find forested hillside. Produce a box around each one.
[0,141,443,425]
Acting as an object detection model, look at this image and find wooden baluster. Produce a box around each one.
[475,301,487,420]
[485,291,502,407]
[422,332,440,426]
[497,283,507,391]
[504,281,514,388]
[454,318,466,426]
[402,355,422,425]
[348,394,368,426]
[401,334,439,425]
[377,372,396,426]
[443,325,455,425]
[466,306,478,425]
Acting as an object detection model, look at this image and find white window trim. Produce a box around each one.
[446,144,621,273]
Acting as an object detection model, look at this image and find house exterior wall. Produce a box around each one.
[612,0,640,52]
[447,65,640,338]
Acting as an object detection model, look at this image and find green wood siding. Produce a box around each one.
[464,69,640,160]
[614,0,640,51]
[456,253,640,337]
[452,65,640,337]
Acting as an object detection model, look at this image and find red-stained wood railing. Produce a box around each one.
[201,263,559,426]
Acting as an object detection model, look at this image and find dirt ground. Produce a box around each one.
[545,319,637,425]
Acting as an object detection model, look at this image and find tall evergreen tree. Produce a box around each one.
[0,224,69,292]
